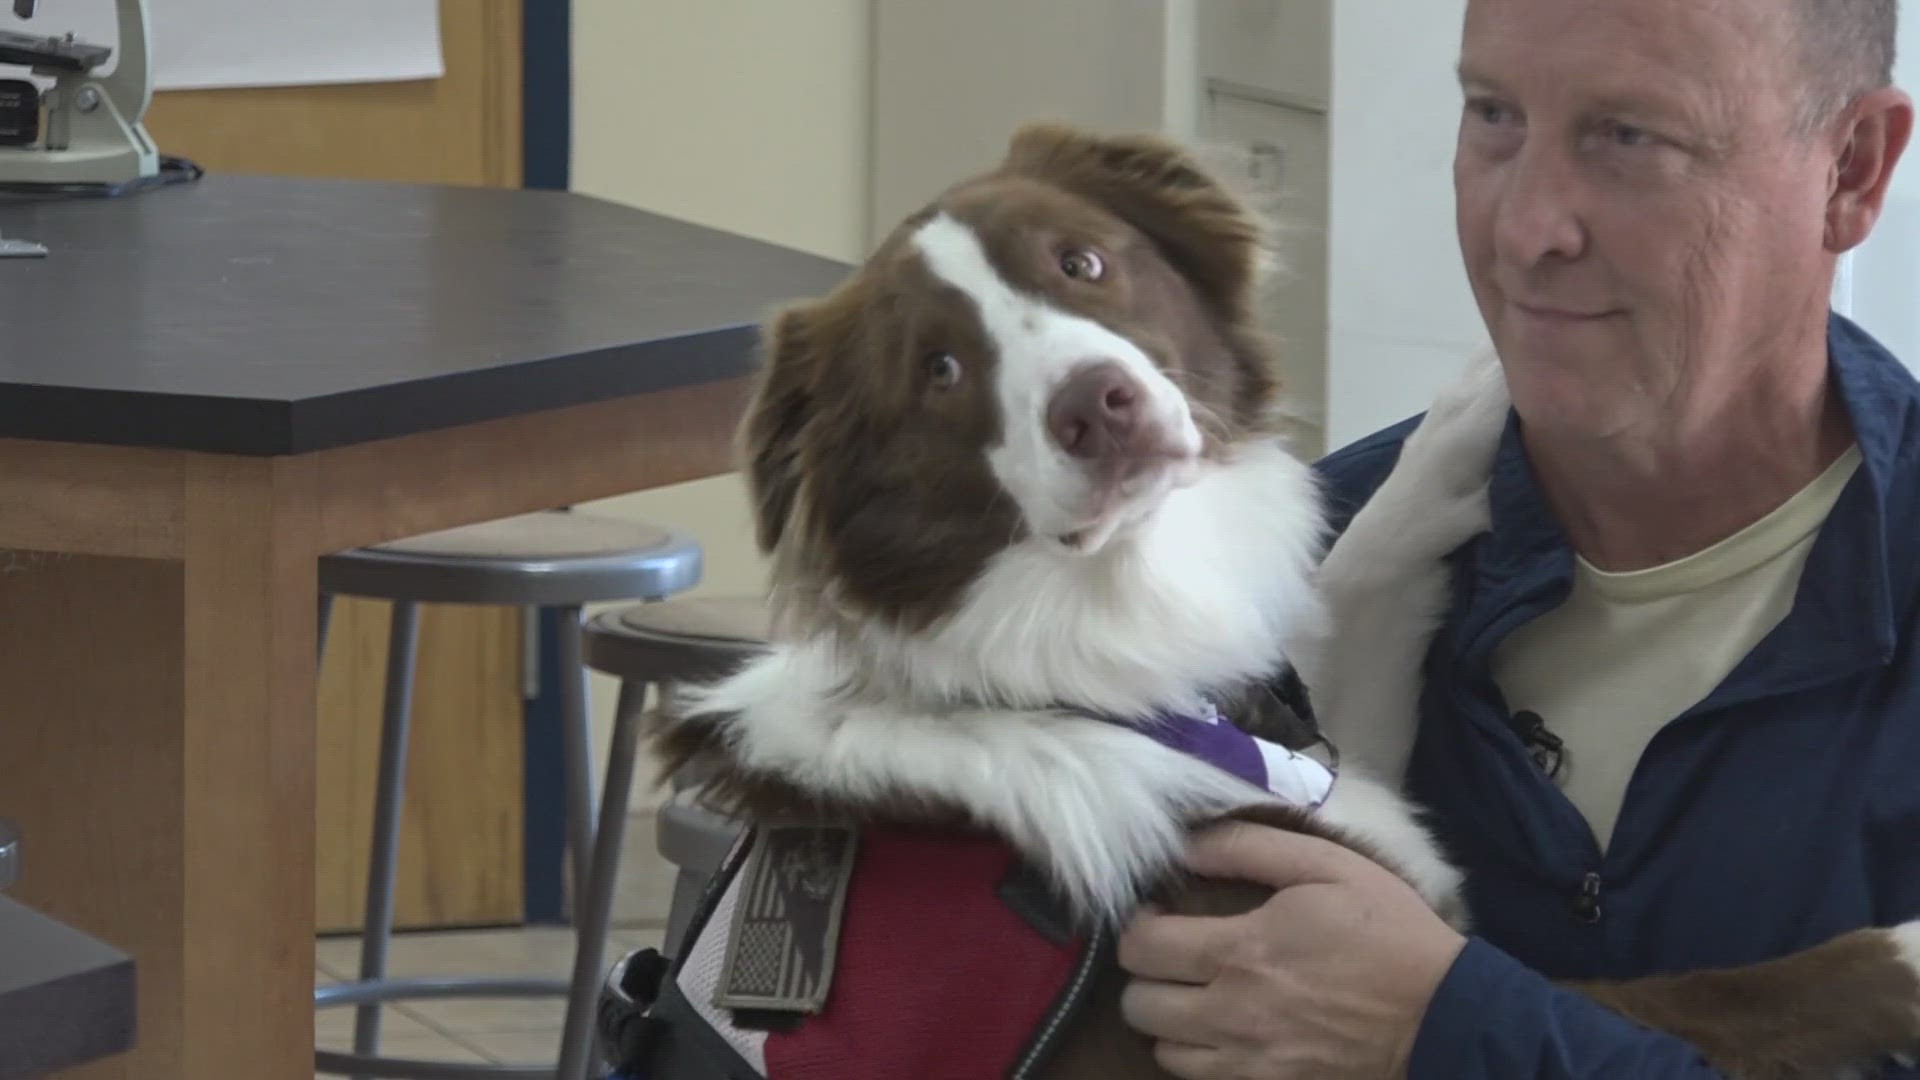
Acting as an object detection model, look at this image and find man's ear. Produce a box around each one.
[1001,122,1268,318]
[1828,85,1915,252]
[739,302,821,554]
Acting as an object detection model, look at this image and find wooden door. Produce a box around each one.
[143,0,529,933]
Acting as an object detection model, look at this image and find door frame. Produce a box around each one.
[519,0,575,924]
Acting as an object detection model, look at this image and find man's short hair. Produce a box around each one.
[1790,0,1899,132]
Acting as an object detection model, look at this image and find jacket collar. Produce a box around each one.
[1453,312,1914,709]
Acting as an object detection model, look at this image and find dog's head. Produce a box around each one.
[745,123,1288,636]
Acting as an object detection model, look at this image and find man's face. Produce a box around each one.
[1453,0,1841,438]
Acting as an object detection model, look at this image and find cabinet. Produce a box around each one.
[869,0,1333,455]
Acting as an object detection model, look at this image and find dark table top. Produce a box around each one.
[0,173,850,454]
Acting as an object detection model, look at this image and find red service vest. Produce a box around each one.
[625,708,1335,1079]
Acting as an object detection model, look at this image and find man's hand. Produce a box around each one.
[1117,821,1469,1080]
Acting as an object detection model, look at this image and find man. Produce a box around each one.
[1118,0,1920,1077]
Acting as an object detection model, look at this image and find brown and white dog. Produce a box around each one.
[645,122,1920,1079]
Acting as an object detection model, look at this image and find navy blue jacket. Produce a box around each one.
[1311,313,1920,1079]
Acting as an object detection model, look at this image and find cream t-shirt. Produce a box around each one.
[1490,445,1862,853]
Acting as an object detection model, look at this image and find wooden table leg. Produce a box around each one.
[0,455,320,1080]
[0,383,750,1078]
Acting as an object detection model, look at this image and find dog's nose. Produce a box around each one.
[1047,361,1145,460]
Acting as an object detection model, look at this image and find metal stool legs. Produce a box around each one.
[556,607,597,915]
[354,600,421,1077]
[555,678,647,1080]
[311,513,705,1078]
[316,599,576,1080]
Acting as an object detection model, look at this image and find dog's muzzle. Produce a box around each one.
[1045,360,1190,482]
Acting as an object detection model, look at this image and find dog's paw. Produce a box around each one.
[1898,919,1920,1029]
[1312,773,1468,929]
[1323,472,1490,578]
[1322,352,1503,579]
[1429,479,1494,552]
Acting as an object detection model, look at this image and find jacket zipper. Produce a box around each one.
[1572,870,1603,925]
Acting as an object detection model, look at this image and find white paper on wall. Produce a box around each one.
[6,0,442,91]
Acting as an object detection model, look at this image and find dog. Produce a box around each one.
[620,122,1920,1080]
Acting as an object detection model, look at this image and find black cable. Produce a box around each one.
[0,152,204,202]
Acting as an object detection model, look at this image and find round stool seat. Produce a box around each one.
[320,510,703,606]
[583,594,771,687]
[613,594,770,643]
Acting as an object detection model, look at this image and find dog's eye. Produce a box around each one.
[926,352,963,390]
[1059,248,1105,281]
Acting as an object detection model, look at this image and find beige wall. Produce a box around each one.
[568,0,873,828]
[572,0,874,263]
[570,0,873,607]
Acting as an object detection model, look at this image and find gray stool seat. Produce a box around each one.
[314,509,705,1080]
[320,511,703,606]
[612,593,771,641]
[581,594,770,686]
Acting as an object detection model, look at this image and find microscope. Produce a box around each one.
[0,0,158,185]
[0,0,159,254]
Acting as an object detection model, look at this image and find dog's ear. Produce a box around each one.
[1001,122,1267,318]
[740,302,821,554]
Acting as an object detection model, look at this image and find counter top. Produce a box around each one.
[0,174,849,454]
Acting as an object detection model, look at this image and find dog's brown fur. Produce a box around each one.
[1569,934,1920,1080]
[650,122,1920,1079]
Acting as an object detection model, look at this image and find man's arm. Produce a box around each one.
[1409,937,1734,1080]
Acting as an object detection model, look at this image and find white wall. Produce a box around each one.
[1881,12,1920,202]
[1323,0,1485,451]
[1835,12,1920,371]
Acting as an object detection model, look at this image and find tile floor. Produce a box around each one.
[314,922,665,1076]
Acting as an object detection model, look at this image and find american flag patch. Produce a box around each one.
[712,824,859,1014]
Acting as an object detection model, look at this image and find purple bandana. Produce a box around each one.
[1137,702,1338,810]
